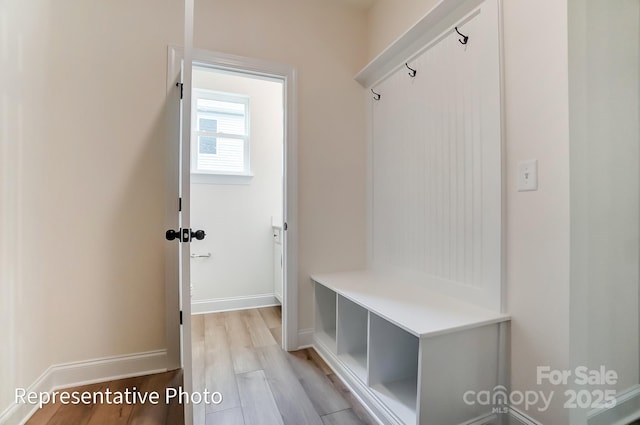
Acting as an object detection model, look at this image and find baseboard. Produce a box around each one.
[503,386,640,425]
[297,328,314,349]
[191,293,280,314]
[587,384,640,425]
[0,349,168,425]
[459,412,498,425]
[509,406,543,425]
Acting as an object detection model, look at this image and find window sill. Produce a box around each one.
[191,173,254,185]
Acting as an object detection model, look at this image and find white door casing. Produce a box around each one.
[166,44,299,423]
[189,48,298,351]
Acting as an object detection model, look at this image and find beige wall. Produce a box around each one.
[7,2,622,425]
[1,0,182,414]
[366,1,572,423]
[2,0,367,415]
[193,0,368,331]
[366,0,440,62]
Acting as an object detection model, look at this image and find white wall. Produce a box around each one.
[368,6,503,312]
[569,1,639,420]
[190,69,283,302]
[0,0,182,416]
[366,1,572,423]
[193,0,368,331]
[503,1,571,422]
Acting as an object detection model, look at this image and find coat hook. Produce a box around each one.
[371,89,381,100]
[405,63,417,77]
[455,26,469,45]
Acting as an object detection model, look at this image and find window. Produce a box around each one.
[192,89,250,176]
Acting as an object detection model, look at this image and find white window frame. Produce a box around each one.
[191,88,252,183]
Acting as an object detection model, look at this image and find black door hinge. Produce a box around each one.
[178,197,182,212]
[176,82,184,99]
[180,310,183,325]
[283,222,288,231]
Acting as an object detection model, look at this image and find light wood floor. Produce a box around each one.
[192,306,376,425]
[26,370,184,425]
[26,307,375,425]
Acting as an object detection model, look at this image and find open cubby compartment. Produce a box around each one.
[368,313,419,425]
[336,295,369,382]
[314,282,337,353]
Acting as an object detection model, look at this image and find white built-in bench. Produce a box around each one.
[312,270,510,425]
[320,0,510,421]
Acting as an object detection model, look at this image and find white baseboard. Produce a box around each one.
[509,406,543,425]
[459,412,498,425]
[588,385,640,425]
[505,385,640,425]
[191,294,280,314]
[297,328,314,349]
[0,349,168,425]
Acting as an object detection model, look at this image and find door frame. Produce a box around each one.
[166,46,300,366]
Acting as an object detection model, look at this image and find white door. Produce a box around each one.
[166,45,197,424]
[165,3,197,423]
[168,41,300,422]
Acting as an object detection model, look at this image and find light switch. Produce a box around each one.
[517,159,538,191]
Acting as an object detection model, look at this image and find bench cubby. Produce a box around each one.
[314,282,337,353]
[336,295,369,382]
[312,271,510,425]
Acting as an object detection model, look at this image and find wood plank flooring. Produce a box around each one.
[192,306,377,425]
[25,306,376,425]
[26,371,184,425]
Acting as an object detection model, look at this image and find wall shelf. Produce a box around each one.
[355,0,484,88]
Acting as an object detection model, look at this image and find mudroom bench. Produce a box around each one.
[311,271,510,425]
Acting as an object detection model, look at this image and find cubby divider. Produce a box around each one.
[336,295,369,382]
[314,282,337,353]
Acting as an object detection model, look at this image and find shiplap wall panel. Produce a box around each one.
[369,3,502,311]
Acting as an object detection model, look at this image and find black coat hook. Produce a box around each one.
[371,89,381,100]
[455,26,469,45]
[405,63,417,77]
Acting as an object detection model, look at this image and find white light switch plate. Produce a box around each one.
[517,159,538,191]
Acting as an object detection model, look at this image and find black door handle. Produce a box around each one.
[191,230,206,241]
[166,229,180,241]
[166,228,206,242]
